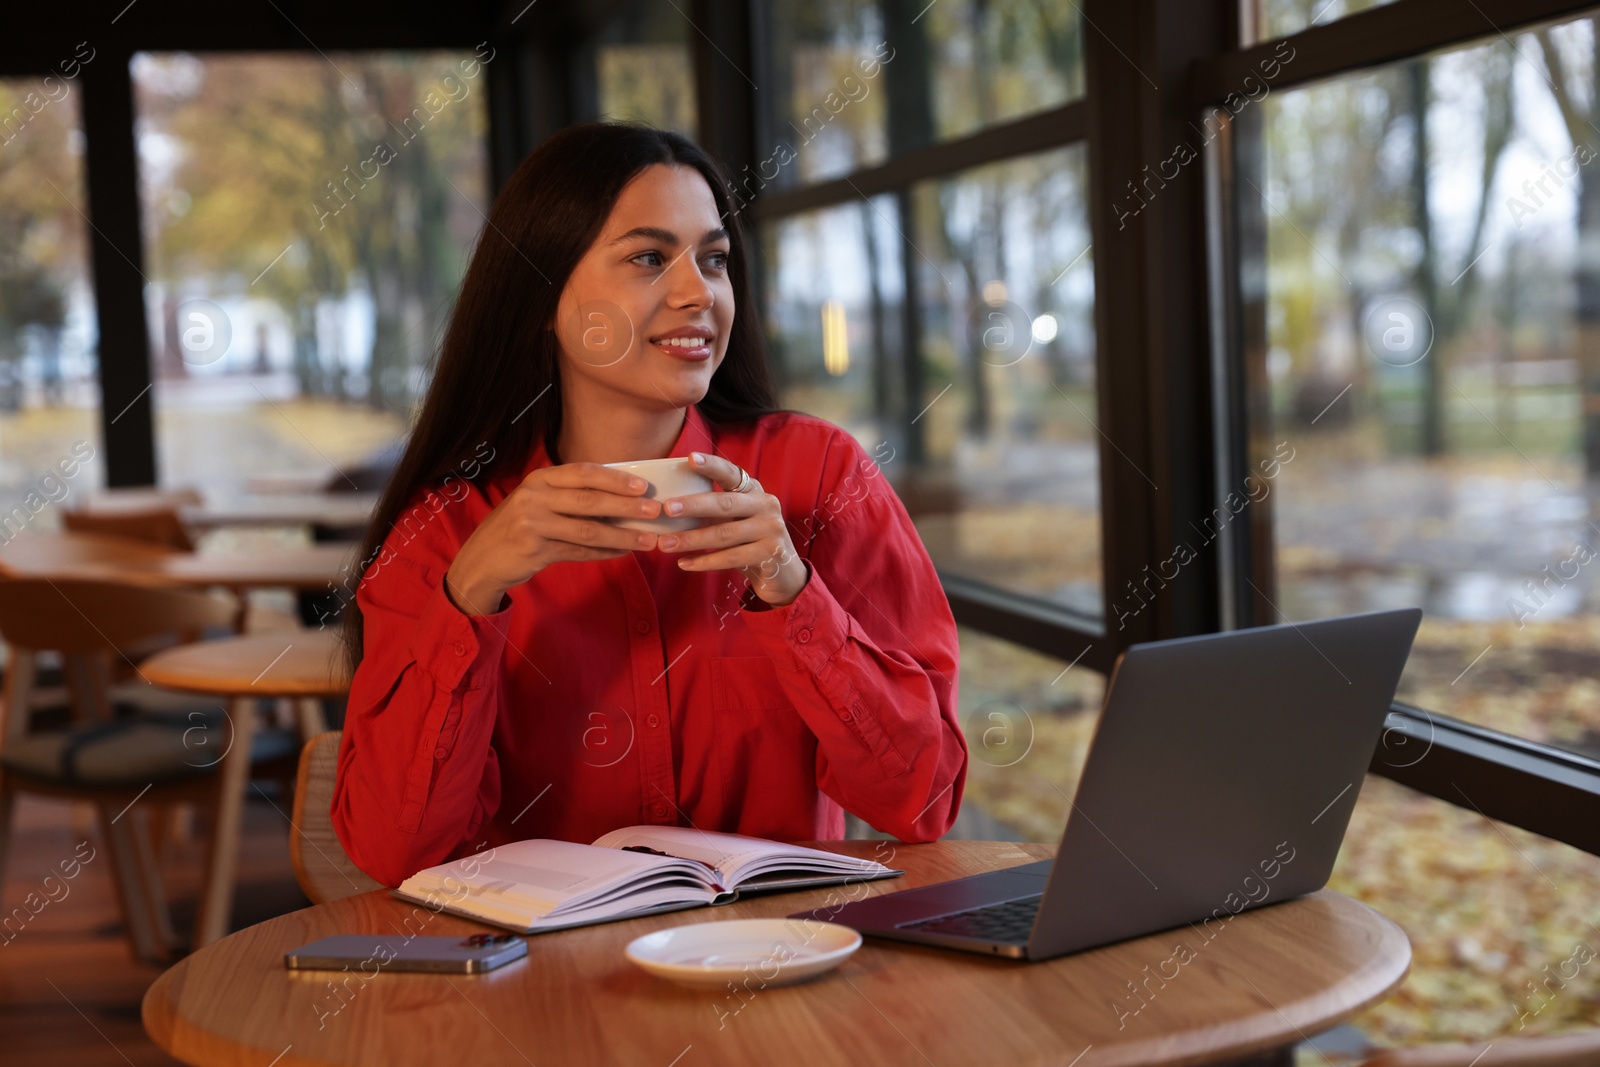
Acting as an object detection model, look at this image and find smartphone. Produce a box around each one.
[284,932,528,974]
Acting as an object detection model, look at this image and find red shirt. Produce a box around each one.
[331,404,967,886]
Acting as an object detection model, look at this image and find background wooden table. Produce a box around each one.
[0,532,354,591]
[179,494,379,531]
[138,544,356,592]
[0,529,181,577]
[143,840,1410,1067]
[140,630,350,698]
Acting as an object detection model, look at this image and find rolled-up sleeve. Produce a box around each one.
[739,433,966,842]
[331,518,512,887]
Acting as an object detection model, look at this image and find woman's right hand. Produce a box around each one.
[444,463,662,615]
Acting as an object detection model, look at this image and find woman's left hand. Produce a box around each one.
[655,451,809,607]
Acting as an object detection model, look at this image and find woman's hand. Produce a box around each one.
[655,451,809,608]
[444,463,663,615]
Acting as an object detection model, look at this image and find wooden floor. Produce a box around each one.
[0,791,309,1066]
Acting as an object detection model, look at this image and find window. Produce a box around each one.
[753,3,1098,634]
[762,195,905,445]
[762,0,1083,185]
[1210,1,1600,1042]
[0,74,102,510]
[909,145,1099,617]
[761,0,892,184]
[955,625,1103,840]
[131,51,489,495]
[589,0,697,137]
[1248,16,1600,759]
[913,0,1083,141]
[1246,0,1400,42]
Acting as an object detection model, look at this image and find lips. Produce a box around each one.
[648,328,714,361]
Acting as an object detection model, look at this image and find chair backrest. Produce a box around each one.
[63,507,196,552]
[1360,1031,1600,1067]
[0,578,235,653]
[290,731,383,903]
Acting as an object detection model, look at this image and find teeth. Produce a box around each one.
[655,336,710,347]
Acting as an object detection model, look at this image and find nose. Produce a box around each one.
[662,250,715,310]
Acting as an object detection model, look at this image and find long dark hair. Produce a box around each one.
[342,122,780,671]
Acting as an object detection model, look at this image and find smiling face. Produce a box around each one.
[551,163,736,412]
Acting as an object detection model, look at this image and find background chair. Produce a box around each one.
[288,730,381,903]
[62,487,203,552]
[0,578,297,962]
[62,505,197,552]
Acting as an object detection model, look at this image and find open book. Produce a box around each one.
[392,826,904,934]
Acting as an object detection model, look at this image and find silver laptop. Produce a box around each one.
[791,608,1422,961]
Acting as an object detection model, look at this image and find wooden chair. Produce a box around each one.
[289,731,381,902]
[63,506,197,552]
[64,488,203,552]
[0,578,298,963]
[1359,1032,1600,1066]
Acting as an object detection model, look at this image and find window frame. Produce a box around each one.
[1196,0,1600,849]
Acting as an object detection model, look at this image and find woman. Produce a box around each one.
[332,122,966,887]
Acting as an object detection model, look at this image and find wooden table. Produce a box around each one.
[142,841,1410,1067]
[141,630,350,699]
[0,533,355,630]
[0,529,182,577]
[180,494,379,531]
[139,631,351,947]
[73,487,204,513]
[140,544,356,592]
[0,532,354,589]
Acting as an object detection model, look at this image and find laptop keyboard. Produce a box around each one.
[898,895,1042,943]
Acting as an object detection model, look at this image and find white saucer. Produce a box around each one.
[625,918,862,988]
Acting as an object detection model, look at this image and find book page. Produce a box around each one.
[591,826,892,887]
[400,839,709,921]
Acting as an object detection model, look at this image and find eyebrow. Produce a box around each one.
[607,225,729,248]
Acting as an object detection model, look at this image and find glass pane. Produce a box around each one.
[592,0,697,137]
[921,0,1083,141]
[912,144,1101,618]
[1250,15,1600,756]
[1247,0,1398,42]
[1331,776,1600,1047]
[0,75,103,515]
[132,51,489,496]
[951,626,1103,841]
[763,0,1083,185]
[762,0,890,184]
[763,194,905,447]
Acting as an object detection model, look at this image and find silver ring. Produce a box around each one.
[732,467,753,493]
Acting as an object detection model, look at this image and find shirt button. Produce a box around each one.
[647,714,660,728]
[838,708,853,722]
[652,802,668,819]
[434,747,448,759]
[797,628,812,644]
[453,641,467,656]
[635,619,652,635]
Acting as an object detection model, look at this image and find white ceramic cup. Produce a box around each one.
[602,457,714,533]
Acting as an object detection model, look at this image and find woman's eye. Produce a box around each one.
[705,251,729,271]
[632,251,664,268]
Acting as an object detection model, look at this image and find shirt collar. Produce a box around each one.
[668,402,717,461]
[521,403,716,475]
